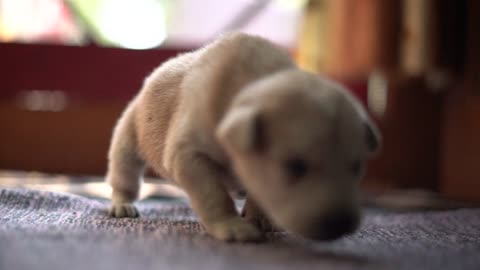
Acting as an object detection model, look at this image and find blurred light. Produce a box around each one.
[426,69,451,92]
[275,0,308,10]
[18,90,68,112]
[0,0,81,43]
[82,182,187,200]
[97,0,166,49]
[368,71,388,117]
[0,173,187,200]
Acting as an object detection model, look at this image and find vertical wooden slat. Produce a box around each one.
[440,0,480,202]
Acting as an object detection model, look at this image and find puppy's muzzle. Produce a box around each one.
[304,210,359,241]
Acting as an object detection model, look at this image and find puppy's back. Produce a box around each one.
[135,33,295,176]
[182,33,296,129]
[135,51,200,175]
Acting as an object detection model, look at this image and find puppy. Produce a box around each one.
[106,33,381,242]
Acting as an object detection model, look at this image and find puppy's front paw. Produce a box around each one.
[108,203,139,218]
[241,203,280,233]
[208,217,263,242]
[244,214,280,233]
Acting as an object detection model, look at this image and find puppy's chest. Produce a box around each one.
[219,162,246,198]
[201,143,245,197]
[198,128,246,198]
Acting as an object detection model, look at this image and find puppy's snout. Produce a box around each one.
[308,211,359,241]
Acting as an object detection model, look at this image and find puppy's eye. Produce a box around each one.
[284,158,308,179]
[350,160,362,175]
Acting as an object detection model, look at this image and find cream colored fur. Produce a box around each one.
[106,33,381,242]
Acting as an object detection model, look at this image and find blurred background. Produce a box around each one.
[0,0,478,203]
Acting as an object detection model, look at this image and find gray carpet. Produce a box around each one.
[0,188,479,270]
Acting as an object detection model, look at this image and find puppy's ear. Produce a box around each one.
[364,120,381,156]
[216,107,266,153]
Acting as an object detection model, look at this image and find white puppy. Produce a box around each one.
[106,33,381,242]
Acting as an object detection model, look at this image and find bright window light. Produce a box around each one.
[97,0,166,49]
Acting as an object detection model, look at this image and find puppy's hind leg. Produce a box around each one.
[106,104,145,218]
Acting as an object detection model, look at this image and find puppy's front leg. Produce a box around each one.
[173,151,262,242]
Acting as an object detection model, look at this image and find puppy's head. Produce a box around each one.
[217,69,381,241]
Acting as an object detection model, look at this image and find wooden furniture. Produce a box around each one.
[0,43,183,175]
[298,0,479,202]
[1,0,478,203]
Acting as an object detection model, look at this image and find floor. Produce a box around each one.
[1,187,479,270]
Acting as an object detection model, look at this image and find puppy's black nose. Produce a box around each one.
[310,211,359,241]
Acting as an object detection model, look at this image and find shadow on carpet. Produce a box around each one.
[0,188,479,270]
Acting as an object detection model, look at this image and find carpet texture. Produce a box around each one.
[0,188,479,270]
